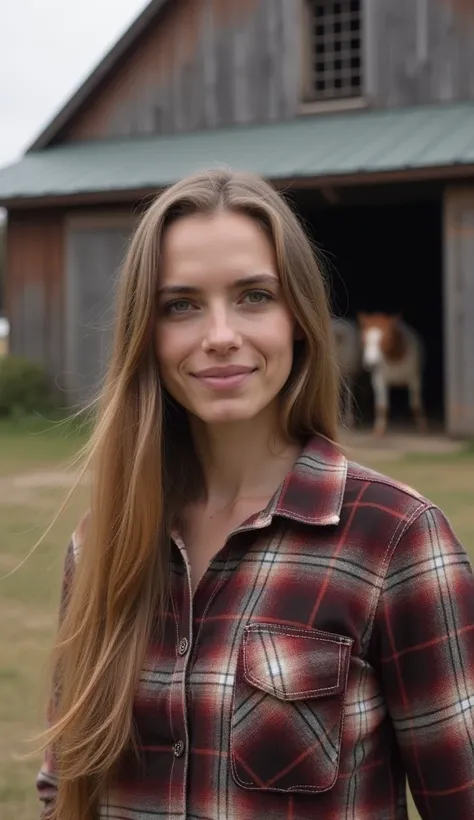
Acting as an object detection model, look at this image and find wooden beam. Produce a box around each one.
[320,187,340,205]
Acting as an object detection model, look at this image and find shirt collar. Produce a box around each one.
[172,434,348,552]
[258,434,348,528]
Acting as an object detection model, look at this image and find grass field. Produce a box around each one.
[0,419,473,819]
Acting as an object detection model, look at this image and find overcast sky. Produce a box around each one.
[0,0,150,170]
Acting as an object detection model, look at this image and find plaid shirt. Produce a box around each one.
[37,435,474,819]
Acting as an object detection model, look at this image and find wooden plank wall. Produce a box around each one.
[5,211,65,385]
[368,0,474,108]
[63,0,301,142]
[444,187,474,437]
[65,219,134,404]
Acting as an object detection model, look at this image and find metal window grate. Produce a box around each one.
[307,0,363,101]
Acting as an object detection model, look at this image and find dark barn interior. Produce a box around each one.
[291,185,444,429]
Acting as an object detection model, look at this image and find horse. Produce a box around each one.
[331,317,363,428]
[357,313,427,436]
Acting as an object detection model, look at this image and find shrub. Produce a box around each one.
[0,355,57,416]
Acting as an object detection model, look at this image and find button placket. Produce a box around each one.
[173,740,185,758]
[169,536,193,818]
[178,637,189,656]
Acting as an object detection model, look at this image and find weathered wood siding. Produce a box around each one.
[63,0,300,142]
[444,187,474,437]
[367,0,474,108]
[65,218,134,403]
[5,212,65,381]
[60,0,474,145]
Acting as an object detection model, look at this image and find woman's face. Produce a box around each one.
[155,211,297,426]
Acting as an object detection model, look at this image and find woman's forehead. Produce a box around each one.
[160,212,277,284]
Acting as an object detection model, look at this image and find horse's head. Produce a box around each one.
[357,313,401,370]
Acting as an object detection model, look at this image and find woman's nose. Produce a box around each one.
[202,307,242,354]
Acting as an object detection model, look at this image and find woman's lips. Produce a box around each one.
[192,366,256,391]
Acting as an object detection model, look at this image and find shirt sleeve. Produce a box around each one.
[375,503,474,819]
[36,536,77,818]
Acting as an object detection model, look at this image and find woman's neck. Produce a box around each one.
[189,405,301,510]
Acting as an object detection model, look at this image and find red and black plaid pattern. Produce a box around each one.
[37,435,474,819]
[231,623,353,792]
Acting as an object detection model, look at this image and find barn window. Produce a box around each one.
[303,0,363,103]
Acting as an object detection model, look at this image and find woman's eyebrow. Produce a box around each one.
[158,273,279,296]
[233,273,279,288]
[158,284,200,296]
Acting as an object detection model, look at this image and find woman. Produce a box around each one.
[37,169,474,820]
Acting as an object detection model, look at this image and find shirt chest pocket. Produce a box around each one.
[230,623,353,794]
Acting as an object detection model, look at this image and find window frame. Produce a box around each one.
[300,0,371,114]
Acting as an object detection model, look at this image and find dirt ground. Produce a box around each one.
[341,428,466,461]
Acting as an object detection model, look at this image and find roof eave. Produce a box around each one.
[0,187,160,210]
[3,163,474,210]
[26,0,172,153]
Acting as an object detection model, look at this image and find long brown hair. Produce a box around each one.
[42,169,341,818]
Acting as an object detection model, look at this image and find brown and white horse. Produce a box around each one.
[357,313,427,436]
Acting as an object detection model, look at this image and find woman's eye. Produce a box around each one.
[242,290,273,305]
[165,299,194,315]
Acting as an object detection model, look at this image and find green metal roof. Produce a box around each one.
[1,101,474,204]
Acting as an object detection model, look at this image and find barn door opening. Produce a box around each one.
[291,189,443,431]
[444,188,474,438]
[65,217,134,405]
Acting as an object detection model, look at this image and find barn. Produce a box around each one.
[0,0,473,436]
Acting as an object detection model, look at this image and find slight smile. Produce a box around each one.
[192,366,257,391]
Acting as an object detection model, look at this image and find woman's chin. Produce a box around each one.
[190,397,261,425]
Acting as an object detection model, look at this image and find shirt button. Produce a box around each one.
[178,637,189,656]
[173,740,185,758]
